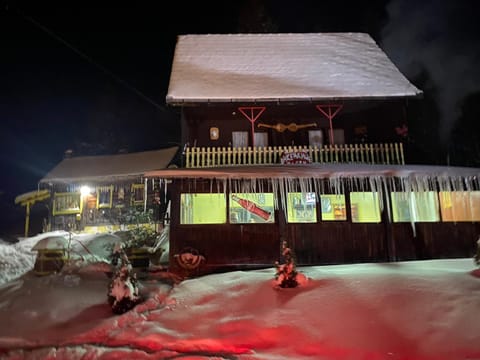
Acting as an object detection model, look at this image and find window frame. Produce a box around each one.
[52,192,82,216]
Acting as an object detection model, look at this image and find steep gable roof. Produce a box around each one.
[40,147,179,184]
[166,33,422,105]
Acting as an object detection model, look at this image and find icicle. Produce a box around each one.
[382,177,392,222]
[313,178,319,202]
[143,178,148,213]
[272,179,278,209]
[164,179,168,212]
[280,178,288,214]
[223,179,227,203]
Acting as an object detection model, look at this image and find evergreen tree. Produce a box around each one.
[107,243,142,314]
[274,240,299,288]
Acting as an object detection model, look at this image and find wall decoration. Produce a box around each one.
[210,127,219,140]
[257,122,317,133]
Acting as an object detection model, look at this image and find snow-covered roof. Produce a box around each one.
[40,147,179,184]
[166,33,422,105]
[146,164,479,181]
[145,164,480,192]
[31,235,68,251]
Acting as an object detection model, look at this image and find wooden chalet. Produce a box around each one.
[38,147,179,234]
[144,33,480,277]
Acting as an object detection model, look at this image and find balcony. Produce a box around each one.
[184,143,404,168]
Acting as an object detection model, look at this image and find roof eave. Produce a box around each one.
[166,93,423,106]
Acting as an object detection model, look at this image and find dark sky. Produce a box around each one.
[1,0,479,234]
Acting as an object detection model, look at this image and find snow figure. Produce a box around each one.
[274,240,299,288]
[108,243,142,314]
[474,236,480,266]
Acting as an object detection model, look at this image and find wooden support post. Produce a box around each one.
[24,202,31,238]
[315,104,343,145]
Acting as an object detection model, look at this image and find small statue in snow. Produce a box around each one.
[274,240,299,288]
[474,236,480,266]
[108,243,142,314]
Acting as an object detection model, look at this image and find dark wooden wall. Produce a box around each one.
[167,179,479,277]
[181,100,409,148]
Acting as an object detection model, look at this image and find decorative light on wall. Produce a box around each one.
[210,127,219,140]
[80,185,91,196]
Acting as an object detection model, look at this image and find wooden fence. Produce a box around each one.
[184,143,404,168]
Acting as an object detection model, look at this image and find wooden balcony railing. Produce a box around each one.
[184,143,404,168]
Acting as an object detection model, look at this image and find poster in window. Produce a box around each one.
[349,192,381,223]
[320,194,346,221]
[230,193,274,223]
[287,192,317,223]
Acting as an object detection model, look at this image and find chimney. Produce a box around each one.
[64,149,74,158]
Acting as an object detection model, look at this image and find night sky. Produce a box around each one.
[1,0,479,235]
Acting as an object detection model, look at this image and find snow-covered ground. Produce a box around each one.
[0,231,480,359]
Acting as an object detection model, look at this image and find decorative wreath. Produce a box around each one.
[174,247,206,270]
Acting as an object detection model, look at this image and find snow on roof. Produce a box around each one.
[145,164,480,182]
[40,147,179,184]
[166,33,422,105]
[145,164,480,202]
[31,236,68,251]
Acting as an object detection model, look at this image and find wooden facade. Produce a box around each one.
[25,33,480,279]
[146,33,480,277]
[42,180,169,233]
[180,101,408,150]
[37,147,179,234]
[149,169,480,278]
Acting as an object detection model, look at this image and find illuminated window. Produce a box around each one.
[181,193,227,224]
[287,192,317,223]
[391,191,440,222]
[131,184,145,206]
[53,192,81,215]
[230,193,274,223]
[97,185,113,209]
[320,194,346,221]
[439,191,480,222]
[350,192,381,223]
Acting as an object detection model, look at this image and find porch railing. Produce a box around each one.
[184,143,404,168]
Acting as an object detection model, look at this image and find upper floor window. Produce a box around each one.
[308,130,323,147]
[254,132,268,147]
[232,131,248,148]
